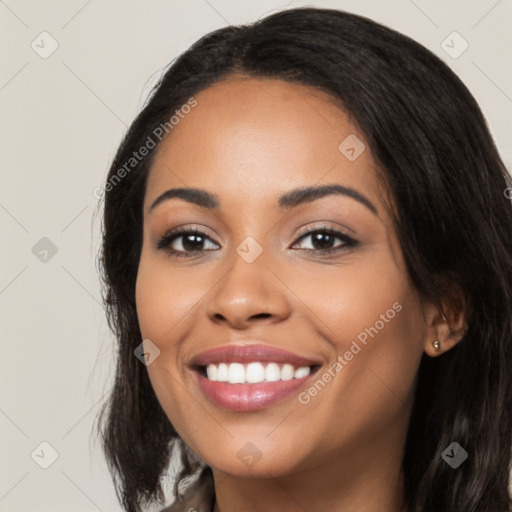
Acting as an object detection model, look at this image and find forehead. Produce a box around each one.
[145,77,387,214]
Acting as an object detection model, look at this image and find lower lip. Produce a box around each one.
[196,371,314,411]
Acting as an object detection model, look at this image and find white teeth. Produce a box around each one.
[228,363,245,384]
[294,366,310,379]
[281,364,295,381]
[217,363,228,382]
[206,364,217,381]
[203,362,313,384]
[246,362,266,383]
[265,362,281,382]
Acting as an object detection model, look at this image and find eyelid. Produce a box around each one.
[293,222,355,240]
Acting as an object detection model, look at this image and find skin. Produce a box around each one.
[135,77,467,512]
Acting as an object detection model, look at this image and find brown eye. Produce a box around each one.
[156,228,219,258]
[292,227,358,254]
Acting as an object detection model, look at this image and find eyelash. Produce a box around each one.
[154,225,359,259]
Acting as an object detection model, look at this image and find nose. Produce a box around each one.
[206,247,292,329]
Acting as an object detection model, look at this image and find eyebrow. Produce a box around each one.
[148,184,378,215]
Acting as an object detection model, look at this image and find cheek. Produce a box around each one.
[134,252,222,414]
[287,251,424,430]
[135,253,203,438]
[280,247,417,346]
[331,306,423,446]
[135,252,209,342]
[324,260,424,391]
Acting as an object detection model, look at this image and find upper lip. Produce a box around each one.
[190,344,323,368]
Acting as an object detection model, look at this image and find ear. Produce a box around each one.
[422,283,470,358]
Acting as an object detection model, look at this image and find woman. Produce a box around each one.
[95,7,512,512]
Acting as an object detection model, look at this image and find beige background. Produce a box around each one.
[1,0,511,510]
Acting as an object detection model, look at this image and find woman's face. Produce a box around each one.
[135,77,436,478]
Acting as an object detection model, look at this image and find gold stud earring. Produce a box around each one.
[433,340,441,352]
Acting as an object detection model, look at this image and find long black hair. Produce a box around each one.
[94,7,512,512]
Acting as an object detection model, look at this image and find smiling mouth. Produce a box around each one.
[197,362,322,384]
[194,362,322,411]
[190,343,324,411]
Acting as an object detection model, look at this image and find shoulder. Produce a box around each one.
[159,467,215,512]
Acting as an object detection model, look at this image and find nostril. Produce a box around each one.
[251,313,271,319]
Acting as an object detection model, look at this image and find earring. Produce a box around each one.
[433,340,441,352]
